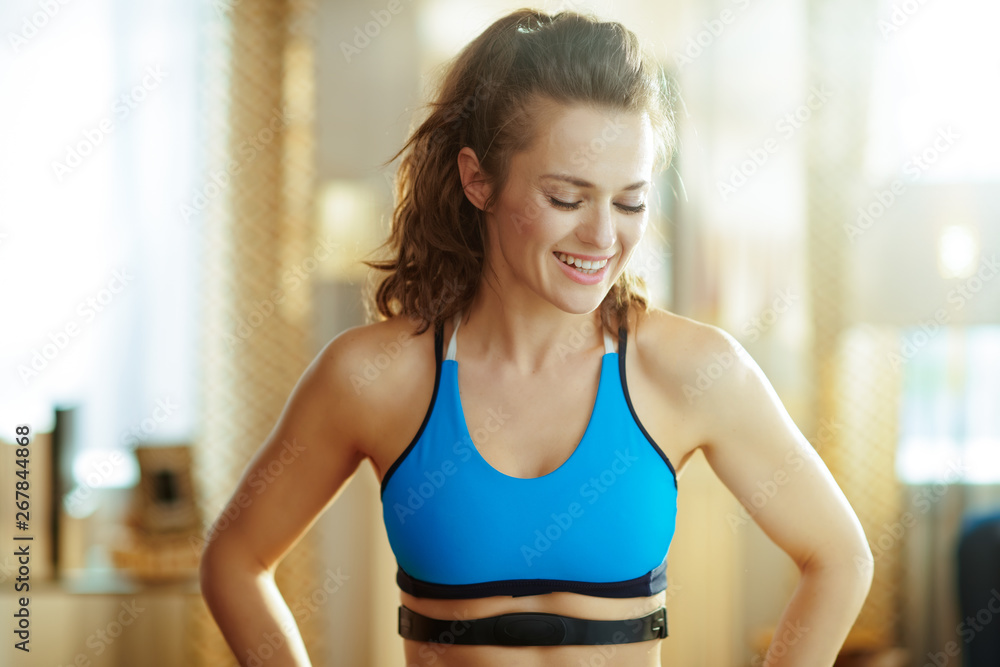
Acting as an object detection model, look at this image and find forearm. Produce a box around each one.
[760,556,873,667]
[200,550,313,667]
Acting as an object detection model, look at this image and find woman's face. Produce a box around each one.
[479,100,655,315]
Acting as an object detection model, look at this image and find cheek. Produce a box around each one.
[621,217,648,248]
[517,187,551,226]
[613,220,647,269]
[500,199,562,248]
[498,196,541,242]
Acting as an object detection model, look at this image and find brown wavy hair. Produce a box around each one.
[362,8,678,337]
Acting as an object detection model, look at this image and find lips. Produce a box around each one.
[552,251,611,285]
[554,252,610,272]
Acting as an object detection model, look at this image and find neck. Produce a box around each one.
[459,280,606,375]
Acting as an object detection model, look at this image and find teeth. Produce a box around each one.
[557,253,608,272]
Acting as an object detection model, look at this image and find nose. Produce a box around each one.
[576,200,616,251]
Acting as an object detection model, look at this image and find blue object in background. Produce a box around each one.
[957,509,1000,667]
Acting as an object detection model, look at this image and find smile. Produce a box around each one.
[555,252,608,274]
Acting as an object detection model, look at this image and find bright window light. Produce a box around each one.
[937,224,980,279]
[895,326,1000,484]
[865,0,1000,183]
[0,0,202,487]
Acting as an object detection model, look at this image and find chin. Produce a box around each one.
[547,293,609,316]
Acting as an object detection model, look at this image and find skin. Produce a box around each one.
[200,99,874,667]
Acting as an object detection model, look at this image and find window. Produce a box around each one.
[896,326,1000,484]
[865,0,1000,183]
[863,0,1000,484]
[0,0,205,494]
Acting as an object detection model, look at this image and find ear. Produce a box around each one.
[457,146,492,211]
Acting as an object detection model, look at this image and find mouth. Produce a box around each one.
[553,251,610,275]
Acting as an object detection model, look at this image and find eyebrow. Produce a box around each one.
[539,174,649,191]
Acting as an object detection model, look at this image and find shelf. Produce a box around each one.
[0,567,201,596]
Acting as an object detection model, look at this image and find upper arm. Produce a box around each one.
[200,327,370,574]
[690,325,872,573]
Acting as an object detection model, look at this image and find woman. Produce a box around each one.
[200,8,874,667]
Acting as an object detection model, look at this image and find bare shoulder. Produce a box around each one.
[628,304,758,447]
[317,315,432,390]
[314,315,437,461]
[629,304,747,392]
[631,308,871,571]
[633,305,798,450]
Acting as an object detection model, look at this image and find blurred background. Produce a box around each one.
[1,0,999,665]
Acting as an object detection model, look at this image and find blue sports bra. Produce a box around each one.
[379,311,678,599]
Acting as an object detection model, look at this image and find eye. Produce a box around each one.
[616,202,646,214]
[548,197,581,210]
[547,197,647,214]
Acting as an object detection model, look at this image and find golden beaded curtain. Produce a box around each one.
[186,0,320,664]
[805,0,904,653]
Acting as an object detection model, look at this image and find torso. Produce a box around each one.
[350,305,706,666]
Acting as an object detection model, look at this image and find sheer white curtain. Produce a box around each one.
[0,0,202,492]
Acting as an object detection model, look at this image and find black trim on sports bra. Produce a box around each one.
[396,554,668,599]
[379,321,445,498]
[617,325,679,489]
